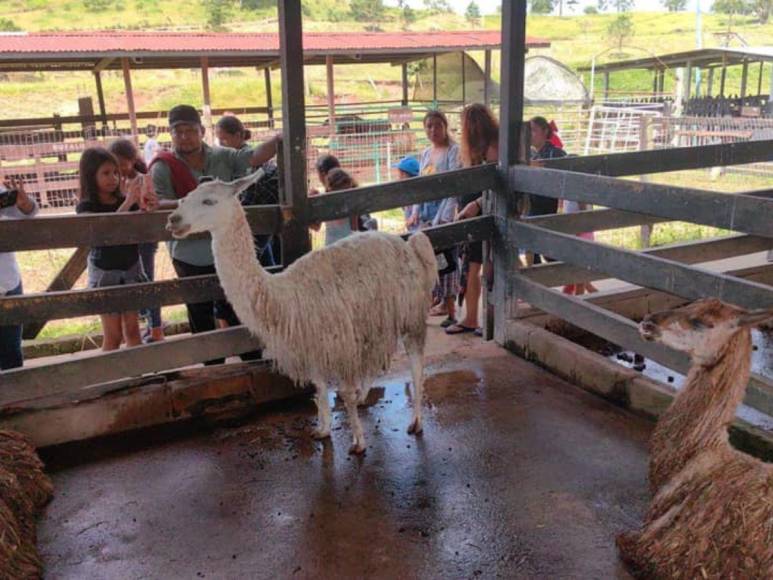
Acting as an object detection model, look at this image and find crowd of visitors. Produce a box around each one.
[1,101,590,369]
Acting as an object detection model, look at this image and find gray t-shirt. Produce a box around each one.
[152,143,253,266]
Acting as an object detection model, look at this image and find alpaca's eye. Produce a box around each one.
[202,199,217,206]
[688,318,711,329]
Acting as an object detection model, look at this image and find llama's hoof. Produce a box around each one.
[312,427,331,440]
[356,390,370,406]
[349,442,366,455]
[407,418,423,435]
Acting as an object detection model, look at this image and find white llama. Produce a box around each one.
[617,298,773,578]
[166,172,438,454]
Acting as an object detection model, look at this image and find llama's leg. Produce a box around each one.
[312,381,332,440]
[341,385,366,454]
[357,380,371,405]
[405,340,425,435]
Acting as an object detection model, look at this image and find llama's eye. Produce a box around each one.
[688,318,711,329]
[202,199,217,206]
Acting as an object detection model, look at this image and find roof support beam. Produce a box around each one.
[93,57,115,72]
[93,71,108,127]
[401,62,409,106]
[325,55,335,135]
[200,56,214,145]
[263,67,274,129]
[121,57,138,139]
[484,49,492,106]
[740,59,749,98]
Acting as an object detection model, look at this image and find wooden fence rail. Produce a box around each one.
[0,217,494,325]
[511,166,773,238]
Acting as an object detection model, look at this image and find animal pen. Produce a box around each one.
[0,1,772,577]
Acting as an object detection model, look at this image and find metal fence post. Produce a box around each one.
[491,0,528,345]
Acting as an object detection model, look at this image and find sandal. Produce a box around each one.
[445,324,476,335]
[440,316,457,328]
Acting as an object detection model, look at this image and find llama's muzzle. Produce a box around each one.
[166,213,191,238]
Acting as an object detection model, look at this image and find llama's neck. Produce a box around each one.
[210,207,272,330]
[651,330,752,489]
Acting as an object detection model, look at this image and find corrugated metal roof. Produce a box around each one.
[0,30,549,56]
[579,46,773,73]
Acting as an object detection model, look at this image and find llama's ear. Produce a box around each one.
[737,308,773,328]
[227,169,265,196]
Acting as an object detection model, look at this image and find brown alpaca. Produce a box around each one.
[616,298,773,579]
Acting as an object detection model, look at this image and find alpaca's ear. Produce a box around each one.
[227,169,265,196]
[738,308,773,328]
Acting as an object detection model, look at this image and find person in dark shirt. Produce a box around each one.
[76,147,145,352]
[526,116,568,265]
[109,138,165,343]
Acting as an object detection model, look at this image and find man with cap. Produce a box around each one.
[151,104,279,363]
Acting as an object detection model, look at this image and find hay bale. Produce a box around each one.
[0,430,53,580]
[0,431,53,509]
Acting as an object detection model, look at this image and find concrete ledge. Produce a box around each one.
[505,320,773,461]
[0,362,309,448]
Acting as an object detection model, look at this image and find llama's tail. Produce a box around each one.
[408,231,438,294]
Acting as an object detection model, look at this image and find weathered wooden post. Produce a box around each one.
[278,0,311,266]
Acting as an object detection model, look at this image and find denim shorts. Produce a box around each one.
[87,259,147,289]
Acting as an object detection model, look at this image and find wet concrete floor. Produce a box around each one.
[38,330,651,579]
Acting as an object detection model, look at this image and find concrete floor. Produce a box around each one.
[38,330,652,579]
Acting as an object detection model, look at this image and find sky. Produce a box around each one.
[386,0,709,15]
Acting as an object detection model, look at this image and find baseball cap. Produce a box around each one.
[393,156,420,177]
[168,105,202,128]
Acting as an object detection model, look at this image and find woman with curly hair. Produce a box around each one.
[447,104,499,336]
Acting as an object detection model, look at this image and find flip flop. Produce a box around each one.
[445,324,476,335]
[440,316,457,328]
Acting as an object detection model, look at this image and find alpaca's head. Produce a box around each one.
[639,298,773,364]
[166,171,263,238]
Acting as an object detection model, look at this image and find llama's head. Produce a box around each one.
[639,298,773,364]
[166,170,264,238]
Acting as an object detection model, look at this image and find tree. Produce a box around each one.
[530,0,554,14]
[350,0,385,22]
[423,0,453,13]
[557,0,578,16]
[661,0,687,10]
[0,18,21,32]
[465,1,481,23]
[401,4,417,28]
[607,12,634,50]
[752,0,772,23]
[202,0,233,31]
[584,5,598,13]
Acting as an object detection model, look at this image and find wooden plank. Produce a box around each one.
[543,139,773,177]
[526,185,773,234]
[278,0,311,266]
[510,274,773,417]
[0,362,304,448]
[525,208,664,234]
[511,222,773,310]
[308,164,498,223]
[0,327,264,406]
[510,166,773,238]
[22,246,89,339]
[0,206,282,252]
[523,234,773,287]
[1,219,495,325]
